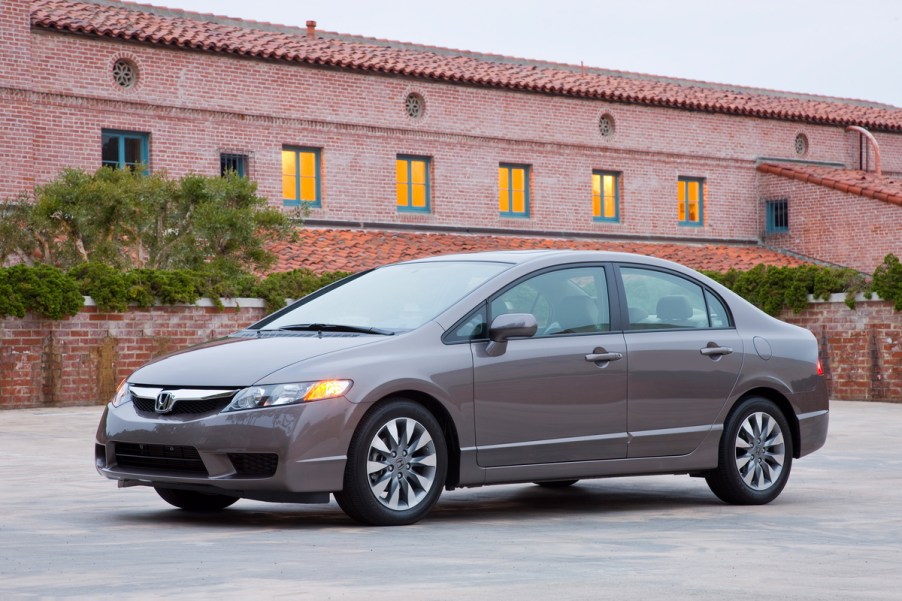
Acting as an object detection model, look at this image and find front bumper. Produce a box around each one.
[95,397,362,500]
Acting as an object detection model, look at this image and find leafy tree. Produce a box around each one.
[13,167,294,272]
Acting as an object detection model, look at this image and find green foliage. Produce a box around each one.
[11,167,294,272]
[0,264,83,319]
[872,254,902,310]
[702,263,870,316]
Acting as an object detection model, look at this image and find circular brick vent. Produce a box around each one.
[794,133,809,156]
[405,93,425,119]
[112,59,138,89]
[599,114,615,138]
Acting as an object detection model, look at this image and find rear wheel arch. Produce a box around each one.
[732,387,800,458]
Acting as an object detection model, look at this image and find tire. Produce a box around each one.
[705,397,793,505]
[335,400,447,526]
[535,480,579,488]
[154,487,238,512]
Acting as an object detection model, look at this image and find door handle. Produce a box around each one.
[700,346,733,356]
[585,352,623,362]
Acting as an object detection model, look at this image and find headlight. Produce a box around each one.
[111,379,132,407]
[222,380,352,412]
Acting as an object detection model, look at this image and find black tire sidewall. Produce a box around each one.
[708,397,794,505]
[339,399,447,526]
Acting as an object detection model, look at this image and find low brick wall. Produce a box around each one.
[0,299,266,409]
[781,297,902,403]
[0,297,899,408]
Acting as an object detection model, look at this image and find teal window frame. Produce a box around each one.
[592,170,621,223]
[396,155,432,213]
[282,146,322,208]
[220,153,248,177]
[677,176,705,227]
[766,199,789,233]
[499,163,530,219]
[101,129,149,170]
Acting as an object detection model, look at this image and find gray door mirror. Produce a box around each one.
[485,313,538,356]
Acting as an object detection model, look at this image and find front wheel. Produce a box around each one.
[705,397,793,505]
[154,487,238,512]
[535,480,579,488]
[335,400,447,526]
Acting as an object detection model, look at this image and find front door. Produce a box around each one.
[473,265,628,467]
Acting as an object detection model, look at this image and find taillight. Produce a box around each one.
[817,359,824,376]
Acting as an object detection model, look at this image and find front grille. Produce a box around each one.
[228,453,279,478]
[114,442,208,475]
[132,397,232,416]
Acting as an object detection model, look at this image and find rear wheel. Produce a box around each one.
[535,480,578,488]
[335,400,447,526]
[154,487,238,512]
[705,397,793,505]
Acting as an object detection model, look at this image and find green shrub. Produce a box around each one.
[2,264,83,319]
[873,254,902,310]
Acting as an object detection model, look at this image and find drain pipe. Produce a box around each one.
[845,125,881,176]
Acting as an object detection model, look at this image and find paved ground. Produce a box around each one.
[0,400,900,600]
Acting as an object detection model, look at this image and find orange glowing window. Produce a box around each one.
[592,171,620,222]
[282,147,321,207]
[396,156,431,212]
[677,176,704,226]
[499,164,529,218]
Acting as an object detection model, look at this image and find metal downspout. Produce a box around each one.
[845,125,882,176]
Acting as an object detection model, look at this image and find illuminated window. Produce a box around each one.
[677,176,704,226]
[592,171,620,222]
[101,130,148,170]
[396,156,431,212]
[282,147,321,207]
[499,164,530,218]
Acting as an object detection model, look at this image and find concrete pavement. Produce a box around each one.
[1,400,900,600]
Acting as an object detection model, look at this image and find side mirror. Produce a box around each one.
[485,313,538,357]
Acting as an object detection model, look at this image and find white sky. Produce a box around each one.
[145,0,902,108]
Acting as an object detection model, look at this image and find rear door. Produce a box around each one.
[616,265,743,458]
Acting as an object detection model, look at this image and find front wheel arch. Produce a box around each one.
[361,390,461,489]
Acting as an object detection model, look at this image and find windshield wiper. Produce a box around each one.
[275,323,394,336]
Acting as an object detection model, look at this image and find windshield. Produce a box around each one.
[257,261,511,333]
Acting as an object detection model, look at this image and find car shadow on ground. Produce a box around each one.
[111,480,726,530]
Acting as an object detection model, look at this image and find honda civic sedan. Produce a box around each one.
[95,250,829,525]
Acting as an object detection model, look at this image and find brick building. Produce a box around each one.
[2,0,902,272]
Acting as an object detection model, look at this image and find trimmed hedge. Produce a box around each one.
[2,255,901,320]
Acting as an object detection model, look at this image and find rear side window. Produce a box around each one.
[621,267,730,330]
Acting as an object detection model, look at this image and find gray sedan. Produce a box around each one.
[95,250,829,525]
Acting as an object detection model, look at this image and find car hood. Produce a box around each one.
[129,332,386,387]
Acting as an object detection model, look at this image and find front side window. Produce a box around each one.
[677,176,704,226]
[592,171,620,222]
[621,267,730,330]
[396,156,431,212]
[101,130,148,170]
[491,266,610,336]
[499,164,530,218]
[282,147,321,207]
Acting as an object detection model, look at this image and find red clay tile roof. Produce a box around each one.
[269,228,807,274]
[31,1,902,132]
[757,163,902,207]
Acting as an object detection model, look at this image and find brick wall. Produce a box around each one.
[760,174,902,272]
[0,301,266,408]
[1,297,898,408]
[3,24,899,246]
[781,298,902,402]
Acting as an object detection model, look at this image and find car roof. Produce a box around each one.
[401,249,687,269]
